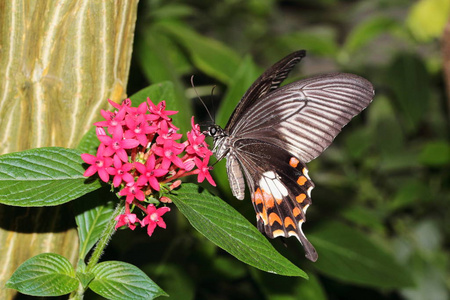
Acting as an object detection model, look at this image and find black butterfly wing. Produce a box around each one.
[230,138,318,261]
[225,50,306,130]
[216,51,374,261]
[229,72,375,163]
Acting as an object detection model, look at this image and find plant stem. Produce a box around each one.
[69,200,125,299]
[86,200,125,271]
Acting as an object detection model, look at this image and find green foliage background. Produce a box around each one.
[103,0,450,299]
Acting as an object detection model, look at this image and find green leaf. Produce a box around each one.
[252,268,327,300]
[0,147,101,206]
[77,271,95,289]
[419,141,450,166]
[6,253,78,296]
[388,180,431,212]
[343,16,400,54]
[90,261,167,300]
[276,29,339,57]
[215,55,260,128]
[143,264,195,300]
[77,126,98,154]
[157,20,241,84]
[130,81,192,134]
[387,53,430,133]
[170,183,307,277]
[309,221,415,288]
[73,187,116,260]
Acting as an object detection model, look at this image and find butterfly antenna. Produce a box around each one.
[210,85,217,124]
[190,75,215,124]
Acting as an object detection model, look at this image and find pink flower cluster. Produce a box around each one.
[81,98,215,236]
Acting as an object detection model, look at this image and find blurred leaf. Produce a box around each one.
[406,0,450,42]
[341,206,385,232]
[401,265,449,300]
[150,3,195,20]
[344,127,373,160]
[276,29,338,57]
[0,147,101,206]
[388,180,430,212]
[343,16,400,54]
[6,253,78,296]
[130,81,192,134]
[90,261,167,300]
[213,256,247,279]
[216,55,260,127]
[294,272,327,300]
[170,183,308,277]
[73,188,116,260]
[413,220,442,252]
[387,53,430,133]
[144,264,195,300]
[251,268,327,300]
[157,20,242,84]
[309,221,415,288]
[419,141,450,166]
[137,27,191,81]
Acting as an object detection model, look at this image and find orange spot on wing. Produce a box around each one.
[275,197,283,205]
[284,217,296,229]
[262,189,275,208]
[293,207,302,217]
[296,193,306,203]
[253,188,263,205]
[297,176,307,186]
[289,157,300,168]
[269,212,282,226]
[259,206,268,225]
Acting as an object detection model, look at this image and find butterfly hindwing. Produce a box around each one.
[232,139,318,261]
[208,50,375,261]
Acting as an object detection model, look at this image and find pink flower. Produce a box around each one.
[119,181,146,204]
[185,130,212,158]
[141,204,170,236]
[135,155,169,191]
[153,139,185,169]
[115,213,138,230]
[147,99,177,122]
[194,155,216,186]
[81,144,113,182]
[156,120,182,144]
[98,126,140,162]
[106,155,134,187]
[94,99,128,134]
[124,114,157,147]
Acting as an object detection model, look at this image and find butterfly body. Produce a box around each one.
[207,50,374,262]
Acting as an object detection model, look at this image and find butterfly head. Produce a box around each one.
[204,125,231,160]
[204,124,227,140]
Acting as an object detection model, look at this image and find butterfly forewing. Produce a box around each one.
[225,50,306,130]
[210,50,374,261]
[230,73,374,163]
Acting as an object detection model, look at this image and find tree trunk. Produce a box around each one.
[0,1,139,298]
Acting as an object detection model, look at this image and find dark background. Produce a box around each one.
[101,1,449,299]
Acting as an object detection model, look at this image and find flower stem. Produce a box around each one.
[70,199,125,299]
[86,200,125,271]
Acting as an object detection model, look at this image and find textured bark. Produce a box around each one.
[0,1,139,298]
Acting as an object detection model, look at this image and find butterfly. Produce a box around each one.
[206,50,374,261]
